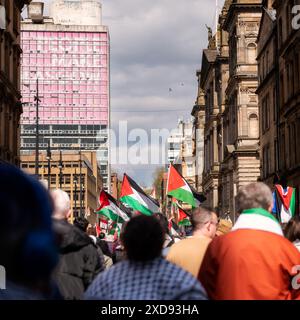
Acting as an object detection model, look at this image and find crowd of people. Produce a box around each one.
[1,163,300,300]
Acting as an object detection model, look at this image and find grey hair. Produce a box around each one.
[51,189,71,219]
[191,206,216,231]
[235,182,273,213]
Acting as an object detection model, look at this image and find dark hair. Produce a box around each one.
[96,238,111,257]
[155,213,169,234]
[73,217,89,232]
[284,216,300,243]
[121,215,165,262]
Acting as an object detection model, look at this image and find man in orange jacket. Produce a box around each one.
[198,182,300,300]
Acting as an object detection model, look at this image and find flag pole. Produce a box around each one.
[165,164,171,219]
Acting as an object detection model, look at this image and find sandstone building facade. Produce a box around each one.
[0,0,31,165]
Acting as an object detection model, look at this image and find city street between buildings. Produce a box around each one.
[1,0,300,311]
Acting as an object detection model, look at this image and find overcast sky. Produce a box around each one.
[41,0,224,187]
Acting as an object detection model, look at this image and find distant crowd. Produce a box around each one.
[1,163,300,300]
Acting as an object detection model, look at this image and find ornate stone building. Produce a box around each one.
[215,3,230,211]
[220,0,262,220]
[256,0,277,186]
[0,0,31,165]
[275,0,300,205]
[257,0,300,212]
[200,45,220,209]
[198,1,230,211]
[191,70,205,192]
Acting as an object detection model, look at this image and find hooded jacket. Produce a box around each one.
[53,220,103,300]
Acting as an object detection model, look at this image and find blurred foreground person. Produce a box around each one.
[284,216,300,252]
[199,182,300,300]
[0,164,59,299]
[167,206,217,277]
[85,215,207,300]
[52,190,102,299]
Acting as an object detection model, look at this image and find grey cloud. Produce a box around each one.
[38,0,224,186]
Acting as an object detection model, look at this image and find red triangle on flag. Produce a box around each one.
[167,165,186,193]
[275,185,294,211]
[178,207,188,222]
[97,190,110,211]
[120,174,134,198]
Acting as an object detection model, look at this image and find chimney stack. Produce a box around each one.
[27,2,44,23]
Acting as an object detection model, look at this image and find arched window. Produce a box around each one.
[249,113,259,138]
[247,43,257,64]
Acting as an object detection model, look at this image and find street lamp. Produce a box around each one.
[79,150,83,217]
[34,78,41,177]
[58,150,63,189]
[74,171,78,217]
[82,185,85,218]
[46,141,51,190]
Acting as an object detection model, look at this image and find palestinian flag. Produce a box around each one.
[178,206,191,227]
[108,221,122,238]
[167,164,205,207]
[272,185,296,223]
[120,174,160,216]
[96,190,130,224]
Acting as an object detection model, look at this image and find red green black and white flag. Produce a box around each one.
[96,190,130,224]
[120,174,160,216]
[167,164,205,208]
[273,185,296,223]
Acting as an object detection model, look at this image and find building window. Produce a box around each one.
[297,118,300,164]
[247,43,257,64]
[278,18,283,46]
[50,175,57,185]
[249,113,259,138]
[187,164,193,177]
[263,146,270,178]
[280,73,284,107]
[262,94,270,133]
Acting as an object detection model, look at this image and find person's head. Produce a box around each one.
[235,182,273,214]
[191,206,218,239]
[155,213,169,234]
[284,216,300,243]
[51,189,71,220]
[87,224,97,236]
[73,216,89,233]
[97,237,111,257]
[121,215,165,262]
[0,164,58,288]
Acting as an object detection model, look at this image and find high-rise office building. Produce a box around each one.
[20,0,110,190]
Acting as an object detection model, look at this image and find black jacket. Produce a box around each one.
[53,220,103,300]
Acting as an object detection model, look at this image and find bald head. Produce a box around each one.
[51,189,71,220]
